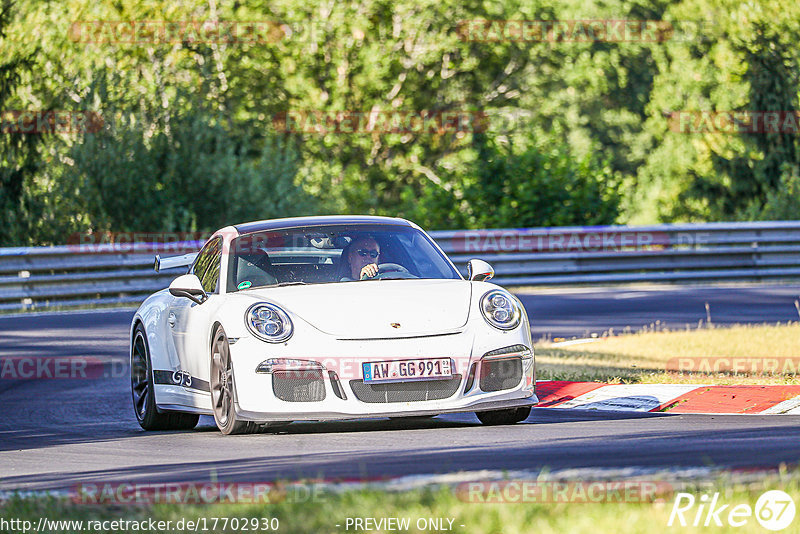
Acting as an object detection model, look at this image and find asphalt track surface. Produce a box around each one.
[1,284,800,492]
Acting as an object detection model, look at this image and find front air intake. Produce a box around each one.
[272,369,326,402]
[349,375,462,403]
[479,357,522,392]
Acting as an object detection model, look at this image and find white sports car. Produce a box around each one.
[130,216,537,434]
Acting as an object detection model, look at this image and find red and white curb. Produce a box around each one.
[536,381,800,414]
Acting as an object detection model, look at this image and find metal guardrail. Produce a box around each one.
[1,221,799,312]
[434,221,800,286]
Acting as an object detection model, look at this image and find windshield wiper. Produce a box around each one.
[273,281,309,287]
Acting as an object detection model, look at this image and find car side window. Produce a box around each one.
[192,237,222,293]
[191,240,214,279]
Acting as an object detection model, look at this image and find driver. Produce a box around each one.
[343,236,381,280]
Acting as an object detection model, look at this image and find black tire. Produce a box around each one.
[210,325,259,435]
[131,324,199,431]
[476,406,531,426]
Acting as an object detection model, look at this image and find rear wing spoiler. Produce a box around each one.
[154,252,198,272]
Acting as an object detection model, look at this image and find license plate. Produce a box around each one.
[362,358,452,384]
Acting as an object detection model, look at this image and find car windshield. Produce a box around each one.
[226,224,461,292]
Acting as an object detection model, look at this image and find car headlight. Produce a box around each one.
[246,303,293,342]
[480,290,521,330]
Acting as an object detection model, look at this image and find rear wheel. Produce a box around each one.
[131,325,199,431]
[476,407,531,425]
[211,325,260,435]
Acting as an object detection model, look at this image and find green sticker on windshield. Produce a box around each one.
[237,280,252,290]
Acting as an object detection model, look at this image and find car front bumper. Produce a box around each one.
[227,321,536,422]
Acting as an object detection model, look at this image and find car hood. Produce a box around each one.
[240,279,472,339]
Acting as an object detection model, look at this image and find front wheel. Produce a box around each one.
[476,407,531,425]
[130,325,198,431]
[210,325,261,435]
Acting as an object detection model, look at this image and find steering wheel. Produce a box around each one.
[371,263,416,280]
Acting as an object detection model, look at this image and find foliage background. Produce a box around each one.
[1,0,798,245]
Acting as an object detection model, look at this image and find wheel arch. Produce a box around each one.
[131,317,144,342]
[209,320,224,351]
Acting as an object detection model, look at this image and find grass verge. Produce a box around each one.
[3,471,800,534]
[535,323,800,384]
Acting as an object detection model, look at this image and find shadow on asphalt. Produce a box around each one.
[529,407,673,423]
[187,407,672,436]
[5,417,800,492]
[0,401,676,455]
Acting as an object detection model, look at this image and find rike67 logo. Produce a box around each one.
[668,490,795,531]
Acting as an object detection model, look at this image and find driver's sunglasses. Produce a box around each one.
[356,248,379,259]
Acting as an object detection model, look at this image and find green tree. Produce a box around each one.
[0,0,43,245]
[687,26,799,218]
[58,106,316,236]
[459,132,620,228]
[635,0,800,222]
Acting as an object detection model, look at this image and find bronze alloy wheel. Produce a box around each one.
[210,325,262,434]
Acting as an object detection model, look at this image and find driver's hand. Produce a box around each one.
[360,264,379,280]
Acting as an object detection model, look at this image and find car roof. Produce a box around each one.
[234,215,413,235]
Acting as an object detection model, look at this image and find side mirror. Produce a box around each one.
[169,274,208,304]
[467,259,494,282]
